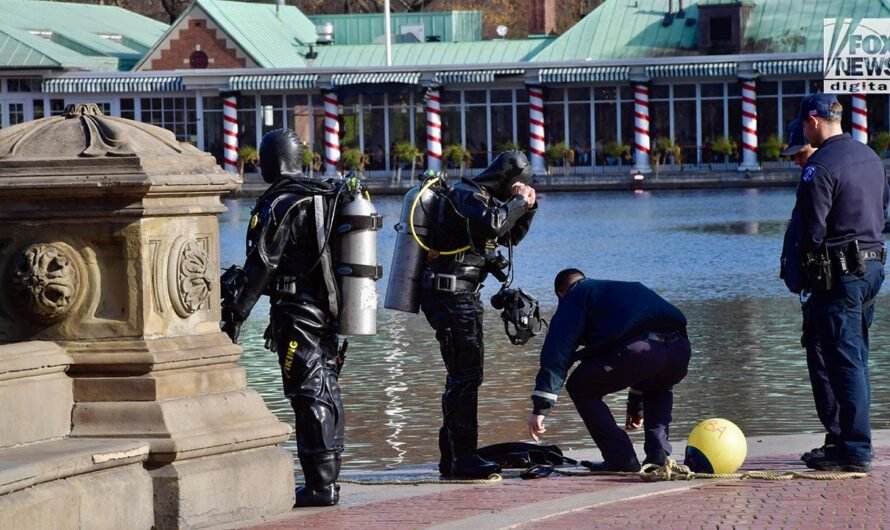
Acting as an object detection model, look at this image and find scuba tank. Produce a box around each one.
[385,171,445,313]
[335,176,383,335]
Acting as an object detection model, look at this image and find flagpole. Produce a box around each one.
[384,0,392,66]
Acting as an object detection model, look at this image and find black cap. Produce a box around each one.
[781,118,808,156]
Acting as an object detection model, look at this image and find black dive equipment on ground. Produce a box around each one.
[490,287,547,345]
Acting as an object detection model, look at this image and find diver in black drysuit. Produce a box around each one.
[221,128,345,507]
[421,150,538,478]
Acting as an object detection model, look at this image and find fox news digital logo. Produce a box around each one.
[824,18,890,94]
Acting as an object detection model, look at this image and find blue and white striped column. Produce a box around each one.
[739,79,760,171]
[528,86,547,174]
[632,84,651,173]
[852,94,868,144]
[426,89,442,172]
[323,91,340,176]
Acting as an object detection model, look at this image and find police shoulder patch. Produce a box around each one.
[801,165,817,183]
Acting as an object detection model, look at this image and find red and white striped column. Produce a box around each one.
[528,86,546,173]
[222,95,238,173]
[632,84,651,173]
[852,94,868,144]
[739,79,760,171]
[426,88,442,172]
[323,91,340,175]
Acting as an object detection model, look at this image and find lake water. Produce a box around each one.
[219,188,890,471]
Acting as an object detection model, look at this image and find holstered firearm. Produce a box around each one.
[803,247,832,291]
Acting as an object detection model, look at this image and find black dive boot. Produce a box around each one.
[449,428,501,479]
[294,453,340,508]
[438,426,453,476]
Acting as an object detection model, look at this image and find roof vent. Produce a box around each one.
[400,24,425,43]
[316,22,334,45]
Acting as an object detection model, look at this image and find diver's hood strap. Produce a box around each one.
[314,195,340,319]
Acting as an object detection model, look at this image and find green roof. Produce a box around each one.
[0,0,166,70]
[193,0,317,68]
[313,38,553,68]
[533,0,890,61]
[307,11,482,45]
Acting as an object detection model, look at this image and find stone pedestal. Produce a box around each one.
[0,105,293,529]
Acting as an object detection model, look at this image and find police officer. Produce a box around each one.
[422,150,537,478]
[779,119,839,464]
[794,93,888,472]
[527,269,690,471]
[221,128,346,506]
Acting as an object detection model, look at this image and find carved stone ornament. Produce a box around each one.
[11,243,81,322]
[167,237,213,317]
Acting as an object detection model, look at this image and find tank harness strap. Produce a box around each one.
[337,214,383,233]
[337,263,384,280]
[314,195,340,319]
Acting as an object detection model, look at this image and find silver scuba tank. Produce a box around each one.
[336,182,383,335]
[384,178,440,313]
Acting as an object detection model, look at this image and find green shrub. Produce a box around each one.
[761,134,784,161]
[869,130,890,157]
[603,141,630,161]
[711,136,738,159]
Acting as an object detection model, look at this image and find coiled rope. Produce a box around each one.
[314,458,865,487]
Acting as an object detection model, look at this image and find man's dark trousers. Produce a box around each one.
[809,260,884,463]
[566,335,691,465]
[802,300,841,447]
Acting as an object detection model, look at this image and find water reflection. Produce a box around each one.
[220,188,890,471]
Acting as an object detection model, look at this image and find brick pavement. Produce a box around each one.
[244,446,890,530]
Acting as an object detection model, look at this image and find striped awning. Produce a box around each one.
[645,63,737,78]
[43,76,185,94]
[435,68,524,84]
[538,66,629,84]
[754,59,823,76]
[331,72,420,86]
[229,73,318,91]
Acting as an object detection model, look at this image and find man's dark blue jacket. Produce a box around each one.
[531,279,686,415]
[795,133,888,254]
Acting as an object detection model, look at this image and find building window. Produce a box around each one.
[189,51,209,69]
[50,99,66,116]
[142,97,197,143]
[490,89,514,153]
[8,79,38,92]
[33,99,44,119]
[710,17,732,42]
[464,90,488,167]
[120,98,136,120]
[8,103,24,126]
[361,94,386,171]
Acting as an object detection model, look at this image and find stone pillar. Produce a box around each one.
[852,93,868,144]
[0,104,293,529]
[222,95,239,173]
[323,91,341,175]
[528,86,547,174]
[739,79,760,171]
[426,88,442,172]
[632,83,652,173]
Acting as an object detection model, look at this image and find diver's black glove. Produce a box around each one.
[221,310,242,343]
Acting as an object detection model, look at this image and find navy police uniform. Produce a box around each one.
[222,129,345,507]
[795,125,888,468]
[531,279,690,470]
[421,151,537,478]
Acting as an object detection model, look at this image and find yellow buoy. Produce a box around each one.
[684,418,747,474]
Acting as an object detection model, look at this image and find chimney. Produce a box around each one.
[529,0,556,36]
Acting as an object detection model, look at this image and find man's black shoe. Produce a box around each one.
[293,484,340,507]
[800,444,836,463]
[805,456,871,473]
[448,455,501,479]
[583,459,641,472]
[642,450,668,468]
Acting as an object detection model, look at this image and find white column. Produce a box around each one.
[632,84,651,173]
[426,88,442,172]
[852,93,868,144]
[323,91,340,176]
[528,86,546,173]
[739,79,760,171]
[222,95,238,173]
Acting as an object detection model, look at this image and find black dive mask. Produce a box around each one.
[490,287,547,345]
[473,150,533,200]
[259,128,305,184]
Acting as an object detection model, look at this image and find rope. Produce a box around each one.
[340,474,503,486]
[302,459,866,487]
[637,458,868,482]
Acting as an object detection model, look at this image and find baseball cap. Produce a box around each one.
[781,118,808,156]
[799,92,843,120]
